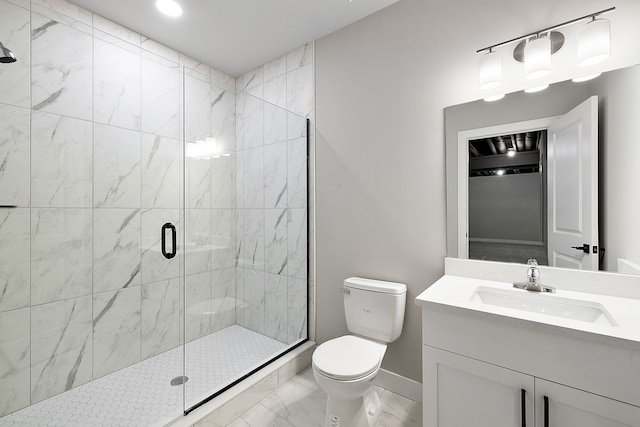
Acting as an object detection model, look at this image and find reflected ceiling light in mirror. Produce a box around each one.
[496,170,505,176]
[155,0,183,17]
[479,49,502,90]
[483,94,505,102]
[524,35,551,80]
[525,84,549,93]
[572,73,602,83]
[578,18,611,67]
[507,148,516,157]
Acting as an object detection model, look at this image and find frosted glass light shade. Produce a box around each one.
[479,50,502,90]
[577,18,610,67]
[524,36,551,80]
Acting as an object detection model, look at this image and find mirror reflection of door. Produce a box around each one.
[467,96,599,270]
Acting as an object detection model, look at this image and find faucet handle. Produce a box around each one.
[527,257,538,266]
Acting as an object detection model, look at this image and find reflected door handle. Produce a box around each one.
[570,244,590,254]
[544,395,550,427]
[521,389,527,427]
[161,222,177,259]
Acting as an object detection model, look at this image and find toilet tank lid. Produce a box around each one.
[344,277,407,294]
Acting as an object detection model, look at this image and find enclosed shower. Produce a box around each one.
[0,0,313,425]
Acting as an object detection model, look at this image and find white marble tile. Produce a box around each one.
[287,43,313,72]
[141,133,181,208]
[230,403,295,427]
[185,72,211,142]
[141,56,180,139]
[30,208,92,305]
[93,124,141,208]
[0,104,30,207]
[287,112,307,141]
[92,286,141,379]
[211,209,236,271]
[244,147,264,209]
[376,390,422,427]
[0,1,31,107]
[235,267,246,328]
[243,66,263,90]
[235,150,245,209]
[211,67,236,92]
[0,209,29,312]
[244,94,264,149]
[0,308,30,417]
[4,0,29,8]
[30,296,92,403]
[235,75,244,92]
[287,277,307,344]
[236,92,245,151]
[264,103,287,146]
[180,53,211,76]
[94,38,141,131]
[211,153,235,209]
[185,209,212,275]
[286,63,314,120]
[261,369,325,427]
[264,142,287,210]
[141,278,180,359]
[265,273,287,343]
[264,209,287,277]
[288,137,307,208]
[287,209,307,280]
[246,83,263,100]
[211,85,236,152]
[211,267,236,332]
[140,37,179,63]
[93,208,141,294]
[140,208,180,285]
[185,272,211,343]
[31,0,92,25]
[243,209,265,271]
[92,13,140,46]
[243,269,265,334]
[186,156,212,208]
[264,55,287,82]
[264,75,286,109]
[31,12,92,120]
[30,111,92,208]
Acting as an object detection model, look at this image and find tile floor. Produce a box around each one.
[195,368,422,427]
[0,326,289,427]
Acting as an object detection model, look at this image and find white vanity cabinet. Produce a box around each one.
[423,345,640,427]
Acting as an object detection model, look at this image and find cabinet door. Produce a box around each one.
[424,346,534,427]
[535,379,640,427]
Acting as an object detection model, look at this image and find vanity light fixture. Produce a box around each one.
[496,170,505,176]
[476,7,614,89]
[155,0,183,17]
[483,94,505,102]
[572,73,602,83]
[507,147,516,157]
[524,84,549,93]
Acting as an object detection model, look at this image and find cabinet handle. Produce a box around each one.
[544,395,549,427]
[521,389,526,427]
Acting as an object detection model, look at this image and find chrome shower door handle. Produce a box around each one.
[161,222,177,259]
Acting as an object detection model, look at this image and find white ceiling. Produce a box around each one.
[67,0,399,76]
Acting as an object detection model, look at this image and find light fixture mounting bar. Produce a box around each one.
[476,7,615,53]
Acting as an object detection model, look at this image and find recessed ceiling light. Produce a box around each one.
[525,84,549,93]
[572,73,602,83]
[483,94,505,102]
[156,0,183,17]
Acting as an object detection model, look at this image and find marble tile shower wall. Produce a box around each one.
[234,43,314,346]
[0,0,237,417]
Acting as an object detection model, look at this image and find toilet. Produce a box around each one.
[312,277,407,427]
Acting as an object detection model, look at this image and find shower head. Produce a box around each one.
[0,42,17,63]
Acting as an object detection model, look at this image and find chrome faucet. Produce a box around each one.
[513,258,556,293]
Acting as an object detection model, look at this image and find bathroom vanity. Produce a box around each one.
[416,258,640,427]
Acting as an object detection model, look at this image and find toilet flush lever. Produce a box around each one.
[340,287,350,295]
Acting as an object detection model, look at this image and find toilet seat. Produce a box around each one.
[313,335,386,381]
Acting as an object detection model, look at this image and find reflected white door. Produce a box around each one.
[547,96,598,270]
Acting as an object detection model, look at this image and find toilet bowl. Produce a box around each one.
[312,277,406,427]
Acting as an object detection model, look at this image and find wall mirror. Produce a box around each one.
[445,64,640,275]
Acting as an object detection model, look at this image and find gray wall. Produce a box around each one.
[314,0,640,383]
[469,174,543,243]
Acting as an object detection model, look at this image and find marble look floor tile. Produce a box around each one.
[229,403,296,427]
[0,208,29,312]
[31,12,92,120]
[30,111,92,208]
[0,308,30,417]
[375,390,422,427]
[0,104,30,207]
[0,1,30,108]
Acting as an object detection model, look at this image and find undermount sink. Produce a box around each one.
[471,286,618,326]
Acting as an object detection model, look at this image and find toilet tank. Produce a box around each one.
[343,277,407,343]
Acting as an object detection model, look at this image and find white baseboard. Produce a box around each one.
[375,369,422,403]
